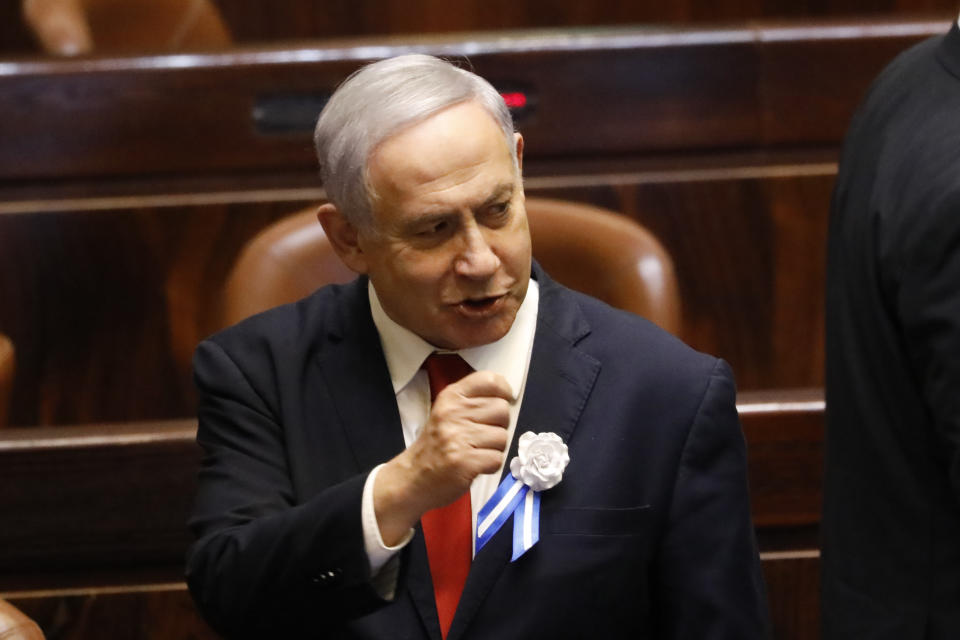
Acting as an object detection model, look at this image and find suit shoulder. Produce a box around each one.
[559,286,725,384]
[862,31,943,103]
[199,280,360,364]
[545,286,738,459]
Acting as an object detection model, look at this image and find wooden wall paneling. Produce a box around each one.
[3,0,957,56]
[1,20,946,190]
[0,165,832,425]
[525,166,835,391]
[761,549,821,640]
[205,0,957,42]
[756,20,952,145]
[471,38,760,157]
[1,20,944,425]
[0,57,351,180]
[160,200,318,388]
[0,421,199,590]
[1,168,830,425]
[738,387,825,535]
[766,176,831,387]
[0,199,312,427]
[0,207,186,425]
[0,29,762,183]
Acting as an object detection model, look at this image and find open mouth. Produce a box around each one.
[464,296,498,308]
[456,295,504,315]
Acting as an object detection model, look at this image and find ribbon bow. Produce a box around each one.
[475,432,569,561]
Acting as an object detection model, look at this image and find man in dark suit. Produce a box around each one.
[187,54,769,639]
[822,16,960,640]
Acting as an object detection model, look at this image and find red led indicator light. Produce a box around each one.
[500,92,528,109]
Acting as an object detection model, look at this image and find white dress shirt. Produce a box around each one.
[360,279,540,581]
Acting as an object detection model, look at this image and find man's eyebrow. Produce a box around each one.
[401,183,517,230]
[400,211,450,231]
[481,183,515,207]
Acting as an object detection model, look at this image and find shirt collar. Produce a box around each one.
[369,278,540,399]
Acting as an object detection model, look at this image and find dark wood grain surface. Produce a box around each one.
[0,19,947,186]
[0,165,833,426]
[0,19,937,426]
[2,0,956,55]
[0,420,199,588]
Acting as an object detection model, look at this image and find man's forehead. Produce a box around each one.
[367,103,516,205]
[371,100,504,157]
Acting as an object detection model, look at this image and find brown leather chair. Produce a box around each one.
[214,211,357,335]
[212,197,680,336]
[524,197,680,333]
[0,599,44,640]
[0,333,14,428]
[22,0,231,56]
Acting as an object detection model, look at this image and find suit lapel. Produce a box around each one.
[315,278,444,638]
[448,267,601,640]
[316,278,407,472]
[402,531,445,640]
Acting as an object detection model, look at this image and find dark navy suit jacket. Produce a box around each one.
[186,264,769,639]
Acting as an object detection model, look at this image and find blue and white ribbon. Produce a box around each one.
[476,474,541,561]
[511,486,540,561]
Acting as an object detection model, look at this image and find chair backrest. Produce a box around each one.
[23,0,231,56]
[215,211,357,332]
[524,197,680,332]
[0,599,44,640]
[212,197,681,336]
[0,333,14,428]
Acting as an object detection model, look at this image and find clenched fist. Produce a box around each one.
[374,370,514,546]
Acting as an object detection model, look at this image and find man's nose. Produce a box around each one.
[455,224,500,278]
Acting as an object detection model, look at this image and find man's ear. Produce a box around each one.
[317,203,369,274]
[514,132,524,172]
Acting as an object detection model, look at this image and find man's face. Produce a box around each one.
[357,101,531,350]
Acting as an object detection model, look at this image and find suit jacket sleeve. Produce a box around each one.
[656,359,771,639]
[893,188,960,499]
[186,338,387,638]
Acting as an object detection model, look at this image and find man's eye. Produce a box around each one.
[488,203,510,219]
[417,221,448,236]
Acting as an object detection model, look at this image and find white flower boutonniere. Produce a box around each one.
[476,431,570,561]
[509,431,570,491]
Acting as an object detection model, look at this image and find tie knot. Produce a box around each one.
[423,353,473,402]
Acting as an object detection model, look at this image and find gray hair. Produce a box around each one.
[313,54,517,230]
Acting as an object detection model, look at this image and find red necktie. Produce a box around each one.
[420,353,474,639]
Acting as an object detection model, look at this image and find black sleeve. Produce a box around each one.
[656,359,772,639]
[186,339,388,638]
[895,189,960,499]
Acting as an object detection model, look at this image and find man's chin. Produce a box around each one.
[429,312,517,350]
